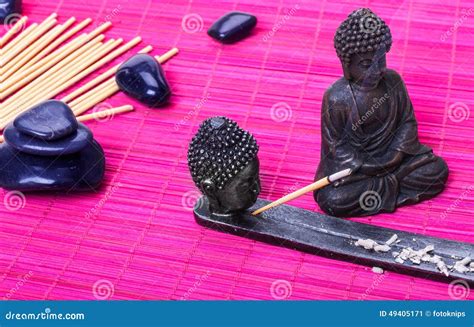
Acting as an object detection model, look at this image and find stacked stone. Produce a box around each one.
[0,100,105,191]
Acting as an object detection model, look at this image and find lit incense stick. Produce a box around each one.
[251,168,352,215]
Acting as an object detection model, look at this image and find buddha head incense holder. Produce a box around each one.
[314,8,449,217]
[188,116,260,215]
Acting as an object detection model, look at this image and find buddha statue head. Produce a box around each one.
[334,8,392,88]
[188,116,260,215]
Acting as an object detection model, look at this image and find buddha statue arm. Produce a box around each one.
[358,150,404,176]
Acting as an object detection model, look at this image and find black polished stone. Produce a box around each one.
[0,140,105,192]
[115,54,171,108]
[207,12,257,43]
[13,100,78,141]
[0,0,21,24]
[4,122,92,156]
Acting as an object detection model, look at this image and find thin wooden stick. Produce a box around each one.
[1,20,76,81]
[157,47,179,63]
[67,47,179,113]
[71,79,118,115]
[77,105,134,122]
[18,18,92,74]
[1,22,111,97]
[251,169,352,215]
[0,37,123,126]
[0,39,109,124]
[0,34,87,95]
[62,44,153,103]
[2,22,38,55]
[11,35,135,112]
[0,37,105,114]
[19,40,119,111]
[68,77,114,109]
[1,14,58,66]
[0,16,28,47]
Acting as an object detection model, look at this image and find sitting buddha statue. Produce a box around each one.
[187,116,260,215]
[314,8,448,217]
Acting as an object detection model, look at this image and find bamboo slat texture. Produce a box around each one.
[0,0,473,300]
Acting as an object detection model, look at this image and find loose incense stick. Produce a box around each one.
[0,24,110,98]
[0,14,177,135]
[19,18,92,73]
[62,45,153,103]
[71,79,118,115]
[1,23,38,59]
[0,36,137,127]
[77,105,134,121]
[0,39,109,125]
[0,35,104,110]
[251,168,352,215]
[18,39,119,111]
[1,18,77,80]
[0,16,28,47]
[13,36,140,113]
[2,15,58,66]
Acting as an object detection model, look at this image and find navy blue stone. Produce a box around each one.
[13,100,78,141]
[0,0,21,24]
[4,122,92,156]
[207,12,257,44]
[0,140,105,192]
[115,54,171,108]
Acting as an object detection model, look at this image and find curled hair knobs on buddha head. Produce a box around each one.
[188,116,259,191]
[334,8,392,67]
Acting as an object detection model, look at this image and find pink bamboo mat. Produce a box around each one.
[1,0,473,300]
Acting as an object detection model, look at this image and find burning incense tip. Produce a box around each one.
[251,168,353,215]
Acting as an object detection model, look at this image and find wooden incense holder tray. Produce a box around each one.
[194,197,474,285]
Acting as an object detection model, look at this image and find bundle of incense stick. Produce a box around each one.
[0,13,179,132]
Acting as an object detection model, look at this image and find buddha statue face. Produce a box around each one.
[201,158,260,214]
[188,117,260,215]
[347,46,387,88]
[334,8,392,85]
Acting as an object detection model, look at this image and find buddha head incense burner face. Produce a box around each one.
[188,117,260,215]
[314,8,448,217]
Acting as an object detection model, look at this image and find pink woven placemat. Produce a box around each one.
[1,0,473,300]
